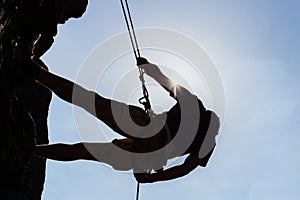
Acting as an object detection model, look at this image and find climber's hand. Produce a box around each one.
[134,173,155,183]
[137,59,162,78]
[136,57,149,66]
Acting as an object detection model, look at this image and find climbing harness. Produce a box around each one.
[119,0,152,116]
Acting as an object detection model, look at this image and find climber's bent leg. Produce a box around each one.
[35,69,150,139]
[94,96,150,139]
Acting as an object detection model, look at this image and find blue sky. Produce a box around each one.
[41,1,300,199]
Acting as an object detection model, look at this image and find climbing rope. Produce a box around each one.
[120,1,153,200]
[119,0,141,59]
[136,182,140,200]
[119,0,152,115]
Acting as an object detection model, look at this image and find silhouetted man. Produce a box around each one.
[22,57,220,183]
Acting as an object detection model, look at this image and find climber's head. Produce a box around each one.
[59,0,88,23]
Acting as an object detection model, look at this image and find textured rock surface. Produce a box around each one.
[0,1,87,199]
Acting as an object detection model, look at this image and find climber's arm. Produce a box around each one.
[137,58,193,100]
[134,154,204,183]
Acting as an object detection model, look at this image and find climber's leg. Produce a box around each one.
[34,67,150,139]
[35,142,135,170]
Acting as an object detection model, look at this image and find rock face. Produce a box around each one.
[0,1,87,199]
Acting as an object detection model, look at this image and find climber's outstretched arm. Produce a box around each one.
[134,154,202,183]
[137,58,193,100]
